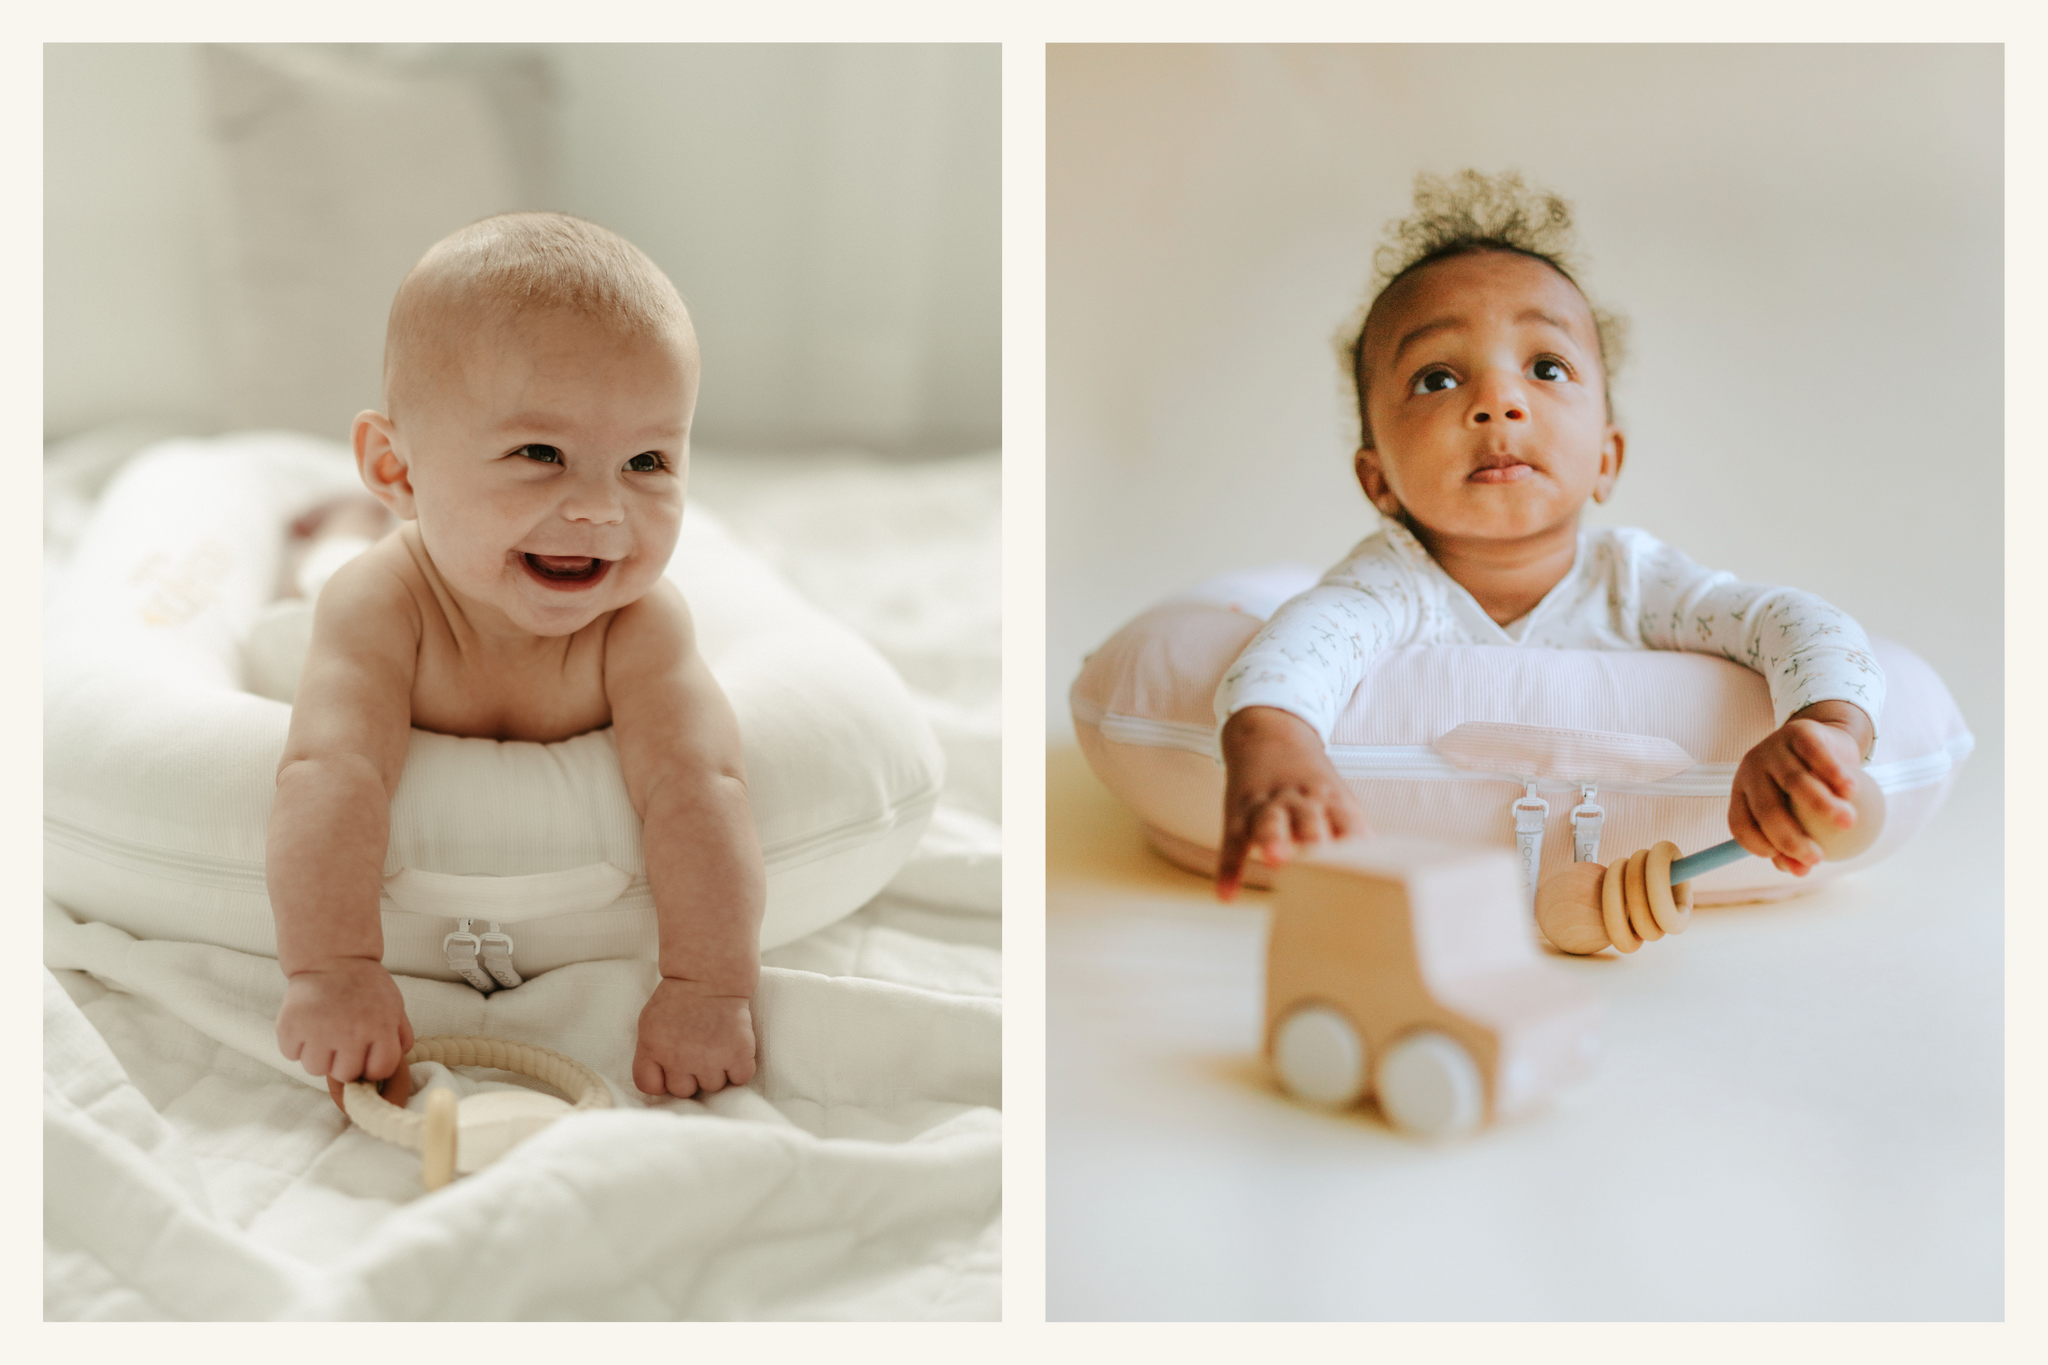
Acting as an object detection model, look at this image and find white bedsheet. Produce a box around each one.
[42,441,1002,1320]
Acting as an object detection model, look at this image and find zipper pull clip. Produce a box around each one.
[1570,782,1605,864]
[478,921,522,990]
[442,918,497,995]
[1510,780,1550,913]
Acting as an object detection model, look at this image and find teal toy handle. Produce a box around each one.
[1667,837,1749,884]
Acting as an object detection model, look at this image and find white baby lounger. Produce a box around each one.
[45,434,945,983]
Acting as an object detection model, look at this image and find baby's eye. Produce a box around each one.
[1530,357,1570,383]
[1412,369,1459,395]
[624,451,667,473]
[517,444,563,464]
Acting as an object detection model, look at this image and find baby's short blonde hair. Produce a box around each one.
[1341,170,1628,446]
[383,211,694,422]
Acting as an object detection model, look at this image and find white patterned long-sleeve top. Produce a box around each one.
[1215,522,1885,751]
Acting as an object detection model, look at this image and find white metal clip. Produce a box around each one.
[1570,782,1606,864]
[478,921,522,990]
[442,918,498,994]
[1510,781,1550,912]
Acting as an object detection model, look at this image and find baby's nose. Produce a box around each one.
[1468,376,1528,424]
[563,483,626,524]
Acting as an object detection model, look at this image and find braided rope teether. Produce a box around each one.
[341,1035,612,1190]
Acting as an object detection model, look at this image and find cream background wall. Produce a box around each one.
[1047,44,2002,771]
[44,43,999,456]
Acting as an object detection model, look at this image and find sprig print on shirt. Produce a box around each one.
[1216,521,1886,746]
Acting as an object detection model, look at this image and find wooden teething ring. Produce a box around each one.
[1599,842,1692,954]
[340,1034,613,1191]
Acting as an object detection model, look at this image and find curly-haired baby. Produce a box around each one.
[1214,171,1884,898]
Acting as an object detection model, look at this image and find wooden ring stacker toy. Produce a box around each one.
[333,1035,613,1191]
[1535,769,1886,956]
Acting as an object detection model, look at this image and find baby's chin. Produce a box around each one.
[1409,494,1586,543]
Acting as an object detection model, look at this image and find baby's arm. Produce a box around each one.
[1211,566,1414,899]
[268,558,419,1087]
[606,582,765,1099]
[1632,535,1886,875]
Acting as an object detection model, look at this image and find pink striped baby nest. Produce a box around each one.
[1070,567,1972,904]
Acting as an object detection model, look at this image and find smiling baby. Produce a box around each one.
[269,212,762,1101]
[1213,172,1886,898]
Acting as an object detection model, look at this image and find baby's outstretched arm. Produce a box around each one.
[268,560,419,1087]
[1729,700,1875,876]
[607,583,765,1099]
[1216,705,1366,901]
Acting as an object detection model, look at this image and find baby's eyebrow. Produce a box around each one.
[1515,307,1577,336]
[493,413,686,440]
[1391,308,1583,366]
[1390,316,1464,365]
[495,412,573,434]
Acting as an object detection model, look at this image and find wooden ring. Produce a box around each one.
[1602,854,1641,953]
[1646,841,1690,936]
[1624,848,1663,943]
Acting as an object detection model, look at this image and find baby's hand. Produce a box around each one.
[1729,702,1874,876]
[634,978,757,1099]
[277,957,414,1085]
[1216,705,1366,902]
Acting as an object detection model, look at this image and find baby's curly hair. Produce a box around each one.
[1341,170,1628,446]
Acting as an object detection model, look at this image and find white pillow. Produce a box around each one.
[44,434,944,980]
[198,44,548,441]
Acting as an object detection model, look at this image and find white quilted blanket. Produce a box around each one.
[42,443,1003,1320]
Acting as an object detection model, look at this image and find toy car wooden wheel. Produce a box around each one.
[1375,1030,1484,1139]
[1273,1002,1370,1108]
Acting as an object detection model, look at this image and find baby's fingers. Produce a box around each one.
[1216,822,1252,901]
[1251,801,1296,866]
[1788,721,1861,796]
[1289,798,1337,850]
[1747,782,1822,870]
[632,1054,668,1096]
[1729,788,1772,861]
[364,1036,405,1084]
[1325,785,1364,840]
[1782,766,1856,832]
[329,1041,374,1084]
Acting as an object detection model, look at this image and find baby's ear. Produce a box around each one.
[354,411,418,520]
[1591,426,1626,504]
[1354,449,1401,519]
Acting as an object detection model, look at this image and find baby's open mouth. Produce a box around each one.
[521,553,612,589]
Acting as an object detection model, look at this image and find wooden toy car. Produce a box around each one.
[1266,835,1602,1138]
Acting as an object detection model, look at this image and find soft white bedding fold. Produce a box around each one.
[43,440,1002,1320]
[45,901,999,1320]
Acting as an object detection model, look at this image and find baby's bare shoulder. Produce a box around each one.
[602,580,740,784]
[308,535,425,659]
[603,578,697,669]
[284,536,423,772]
